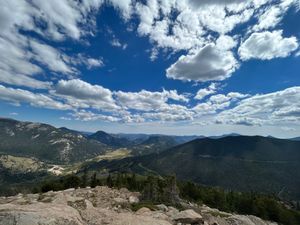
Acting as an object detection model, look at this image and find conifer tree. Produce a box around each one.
[90,172,97,188]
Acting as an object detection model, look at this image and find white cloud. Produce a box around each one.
[193,91,249,116]
[142,110,194,122]
[134,0,258,52]
[197,5,254,34]
[136,0,160,36]
[108,0,133,20]
[209,94,231,104]
[0,0,104,89]
[0,85,70,110]
[84,58,104,69]
[131,0,299,83]
[54,79,119,111]
[188,0,244,7]
[239,30,299,60]
[110,38,128,49]
[0,36,40,76]
[29,0,103,40]
[252,0,296,32]
[73,54,104,69]
[150,48,159,61]
[227,92,250,99]
[253,5,282,31]
[193,101,230,115]
[166,44,238,82]
[217,86,300,126]
[30,40,76,75]
[115,89,188,111]
[194,83,218,100]
[0,69,51,90]
[71,110,121,122]
[0,35,50,89]
[216,35,237,50]
[60,116,72,121]
[0,0,299,133]
[110,39,122,47]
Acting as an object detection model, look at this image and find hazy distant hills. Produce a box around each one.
[91,136,300,200]
[0,118,108,163]
[1,117,300,200]
[0,118,185,164]
[290,137,300,141]
[88,130,132,148]
[88,131,182,155]
[130,135,178,155]
[115,133,201,144]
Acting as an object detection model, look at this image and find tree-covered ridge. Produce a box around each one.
[35,172,300,225]
[90,135,300,200]
[0,118,108,163]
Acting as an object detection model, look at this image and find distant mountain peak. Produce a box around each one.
[88,130,132,147]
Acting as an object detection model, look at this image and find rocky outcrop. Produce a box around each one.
[174,209,203,224]
[0,186,277,225]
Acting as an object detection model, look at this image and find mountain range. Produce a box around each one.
[0,118,113,163]
[1,117,300,201]
[88,136,300,200]
[0,118,184,164]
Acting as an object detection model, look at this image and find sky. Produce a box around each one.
[0,0,300,137]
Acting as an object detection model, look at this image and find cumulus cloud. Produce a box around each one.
[193,91,249,116]
[115,89,188,111]
[239,30,299,60]
[216,35,237,50]
[71,110,121,122]
[252,0,296,32]
[133,0,262,53]
[209,94,231,104]
[166,44,238,82]
[194,83,218,100]
[54,79,119,111]
[29,0,104,40]
[142,110,194,122]
[84,58,104,69]
[0,85,70,110]
[108,0,133,19]
[0,0,299,130]
[253,5,282,31]
[188,0,244,7]
[217,86,300,126]
[132,0,298,83]
[0,0,104,89]
[73,54,104,69]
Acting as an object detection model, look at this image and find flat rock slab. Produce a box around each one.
[0,202,84,225]
[174,209,203,224]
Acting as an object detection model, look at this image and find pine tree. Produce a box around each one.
[106,174,113,188]
[81,168,88,188]
[116,173,122,188]
[90,172,97,188]
[130,173,138,190]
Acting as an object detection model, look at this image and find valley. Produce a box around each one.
[1,117,300,225]
[1,117,300,202]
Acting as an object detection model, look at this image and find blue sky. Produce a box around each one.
[0,0,300,137]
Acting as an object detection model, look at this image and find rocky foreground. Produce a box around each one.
[0,186,277,225]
